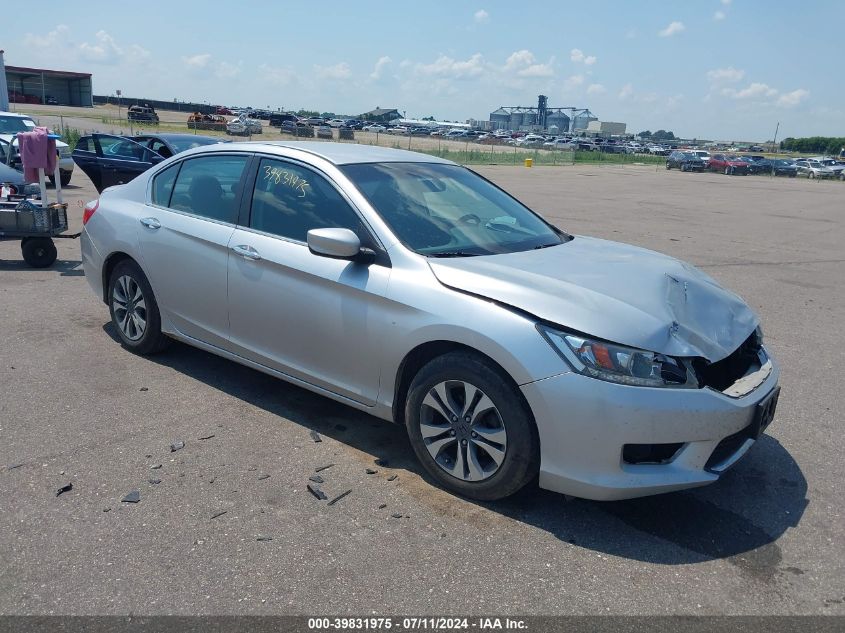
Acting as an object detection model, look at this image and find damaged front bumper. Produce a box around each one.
[522,346,780,501]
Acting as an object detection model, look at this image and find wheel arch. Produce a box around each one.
[101,251,137,304]
[392,340,533,428]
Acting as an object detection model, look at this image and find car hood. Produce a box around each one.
[428,235,758,362]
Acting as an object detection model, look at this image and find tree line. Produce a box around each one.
[780,137,845,154]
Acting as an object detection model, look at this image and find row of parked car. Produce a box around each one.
[665,150,845,179]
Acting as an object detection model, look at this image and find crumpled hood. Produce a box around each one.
[429,235,758,362]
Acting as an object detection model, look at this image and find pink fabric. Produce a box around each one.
[17,127,57,183]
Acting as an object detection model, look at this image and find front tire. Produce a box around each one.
[725,166,732,175]
[108,259,170,355]
[405,352,539,501]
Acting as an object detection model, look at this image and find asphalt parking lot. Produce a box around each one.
[0,163,842,615]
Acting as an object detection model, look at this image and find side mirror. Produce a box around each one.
[307,228,370,261]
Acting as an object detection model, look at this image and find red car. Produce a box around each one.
[709,153,749,175]
[215,106,233,115]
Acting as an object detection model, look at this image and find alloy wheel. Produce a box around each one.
[419,380,507,482]
[112,275,147,341]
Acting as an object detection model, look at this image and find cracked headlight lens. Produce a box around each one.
[539,325,696,388]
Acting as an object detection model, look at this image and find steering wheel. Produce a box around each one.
[458,213,482,225]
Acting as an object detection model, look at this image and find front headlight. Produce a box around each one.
[538,325,696,388]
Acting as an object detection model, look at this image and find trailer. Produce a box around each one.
[0,132,79,267]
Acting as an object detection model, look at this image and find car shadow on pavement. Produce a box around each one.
[112,329,807,572]
[0,258,84,275]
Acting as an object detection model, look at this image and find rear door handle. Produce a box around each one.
[140,217,161,229]
[232,244,261,261]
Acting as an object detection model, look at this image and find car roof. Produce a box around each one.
[0,111,33,119]
[202,141,455,166]
[137,133,220,142]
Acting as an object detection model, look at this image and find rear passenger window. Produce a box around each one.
[168,155,248,223]
[75,137,94,153]
[151,163,179,207]
[249,158,365,242]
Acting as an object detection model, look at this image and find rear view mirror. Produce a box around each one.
[307,228,362,259]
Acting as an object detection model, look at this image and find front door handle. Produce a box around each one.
[232,244,261,261]
[140,217,161,229]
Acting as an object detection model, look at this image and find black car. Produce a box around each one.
[127,105,159,124]
[279,120,314,137]
[754,158,798,177]
[737,155,773,174]
[72,133,222,193]
[666,151,706,171]
[269,112,299,127]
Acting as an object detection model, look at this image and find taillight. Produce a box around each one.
[82,199,99,225]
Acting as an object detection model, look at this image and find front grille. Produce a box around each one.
[692,332,760,391]
[705,426,752,471]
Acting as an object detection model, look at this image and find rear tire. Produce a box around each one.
[107,259,170,355]
[405,351,539,501]
[21,237,57,268]
[725,166,731,175]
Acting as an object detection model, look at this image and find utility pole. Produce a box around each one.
[772,121,780,153]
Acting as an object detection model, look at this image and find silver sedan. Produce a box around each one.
[80,142,780,501]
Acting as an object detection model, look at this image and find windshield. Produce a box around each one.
[341,162,566,256]
[0,115,37,134]
[167,137,221,153]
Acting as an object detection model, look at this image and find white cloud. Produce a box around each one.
[416,54,485,78]
[734,82,778,99]
[183,53,211,70]
[369,56,392,80]
[618,83,634,99]
[777,89,809,107]
[315,62,352,80]
[570,48,597,65]
[658,21,685,37]
[706,66,744,83]
[563,74,585,90]
[216,61,241,80]
[503,50,554,77]
[79,31,125,64]
[474,9,489,23]
[587,83,606,95]
[258,63,296,86]
[722,0,732,5]
[714,10,726,20]
[23,24,69,49]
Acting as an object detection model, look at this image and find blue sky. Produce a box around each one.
[9,1,844,140]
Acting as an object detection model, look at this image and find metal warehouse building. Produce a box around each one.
[4,63,93,107]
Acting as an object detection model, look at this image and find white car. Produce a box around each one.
[327,119,346,128]
[810,157,845,178]
[691,150,711,166]
[226,116,263,136]
[794,159,835,179]
[363,124,387,133]
[544,138,578,150]
[0,111,74,186]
